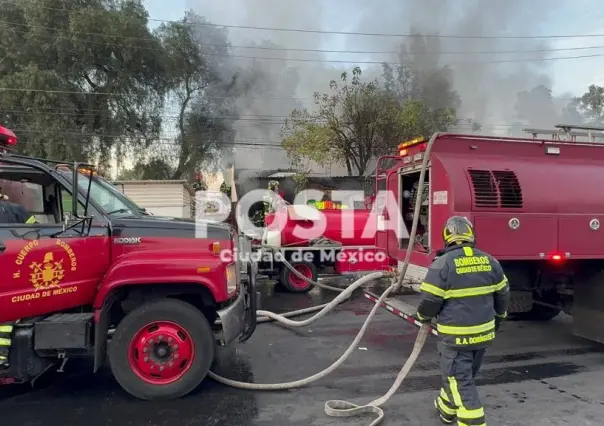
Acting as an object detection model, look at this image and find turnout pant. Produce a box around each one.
[435,341,487,426]
[0,323,14,365]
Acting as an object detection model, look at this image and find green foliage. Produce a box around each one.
[0,0,166,166]
[117,158,174,180]
[512,83,601,133]
[0,2,238,175]
[220,181,232,197]
[281,66,460,176]
[292,173,309,193]
[575,84,604,125]
[156,12,239,180]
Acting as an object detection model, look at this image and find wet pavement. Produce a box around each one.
[1,278,604,426]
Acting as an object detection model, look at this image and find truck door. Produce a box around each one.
[377,169,409,258]
[0,189,110,323]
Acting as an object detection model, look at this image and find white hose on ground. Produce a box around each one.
[253,247,352,325]
[209,133,439,426]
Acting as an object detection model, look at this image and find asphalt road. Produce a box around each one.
[1,279,604,426]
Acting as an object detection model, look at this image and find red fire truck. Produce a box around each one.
[0,126,258,399]
[256,203,393,292]
[365,125,604,344]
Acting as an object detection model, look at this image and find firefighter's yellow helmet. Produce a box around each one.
[442,216,475,246]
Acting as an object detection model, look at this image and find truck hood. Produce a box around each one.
[111,214,233,240]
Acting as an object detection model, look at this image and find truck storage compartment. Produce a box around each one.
[558,216,604,257]
[266,205,375,247]
[473,215,557,257]
[334,247,391,274]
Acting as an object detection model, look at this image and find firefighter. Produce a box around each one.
[0,182,37,224]
[262,180,282,215]
[0,186,37,368]
[414,216,510,425]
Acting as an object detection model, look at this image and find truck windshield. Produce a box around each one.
[60,171,143,216]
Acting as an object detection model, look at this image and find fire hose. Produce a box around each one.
[208,133,438,426]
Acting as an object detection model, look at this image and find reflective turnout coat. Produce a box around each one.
[416,244,510,349]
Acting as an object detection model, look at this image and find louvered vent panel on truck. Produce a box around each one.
[492,170,523,208]
[468,169,498,207]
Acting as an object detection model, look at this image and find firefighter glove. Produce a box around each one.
[414,312,432,324]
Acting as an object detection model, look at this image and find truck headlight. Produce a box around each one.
[226,263,238,294]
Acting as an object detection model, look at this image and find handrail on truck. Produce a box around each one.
[523,123,604,142]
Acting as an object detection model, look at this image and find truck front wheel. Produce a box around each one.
[109,299,215,400]
[280,261,317,293]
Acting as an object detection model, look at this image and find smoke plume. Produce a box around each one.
[190,0,572,171]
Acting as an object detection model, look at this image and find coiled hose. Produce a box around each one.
[208,133,438,426]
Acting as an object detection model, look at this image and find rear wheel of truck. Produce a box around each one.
[109,298,215,400]
[515,291,562,321]
[280,261,317,293]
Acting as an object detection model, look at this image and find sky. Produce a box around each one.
[143,0,604,95]
[140,0,604,175]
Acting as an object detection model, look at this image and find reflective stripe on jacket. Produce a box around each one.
[416,244,510,349]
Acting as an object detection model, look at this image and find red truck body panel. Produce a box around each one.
[0,236,110,323]
[377,133,604,262]
[265,208,376,247]
[0,234,234,323]
[93,237,233,308]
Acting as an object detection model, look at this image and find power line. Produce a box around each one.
[14,139,286,150]
[0,86,585,101]
[8,121,538,142]
[3,0,604,40]
[0,108,299,118]
[5,16,604,57]
[0,109,297,123]
[5,20,604,66]
[0,87,315,100]
[10,127,283,142]
[0,107,581,123]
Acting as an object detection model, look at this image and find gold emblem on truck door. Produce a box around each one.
[29,252,65,289]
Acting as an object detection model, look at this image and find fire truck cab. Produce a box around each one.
[373,126,604,344]
[0,126,258,399]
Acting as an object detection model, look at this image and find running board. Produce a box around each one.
[363,290,438,336]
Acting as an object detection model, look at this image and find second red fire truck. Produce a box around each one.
[365,125,604,345]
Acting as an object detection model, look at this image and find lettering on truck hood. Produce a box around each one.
[114,237,141,244]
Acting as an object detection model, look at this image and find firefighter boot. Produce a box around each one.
[434,390,457,424]
[0,324,14,369]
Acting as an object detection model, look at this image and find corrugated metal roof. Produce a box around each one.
[269,172,297,178]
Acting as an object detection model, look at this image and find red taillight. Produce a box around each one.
[548,252,564,262]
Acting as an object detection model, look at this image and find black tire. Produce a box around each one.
[109,298,215,400]
[508,291,533,313]
[513,291,561,321]
[280,261,317,293]
[514,302,561,321]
